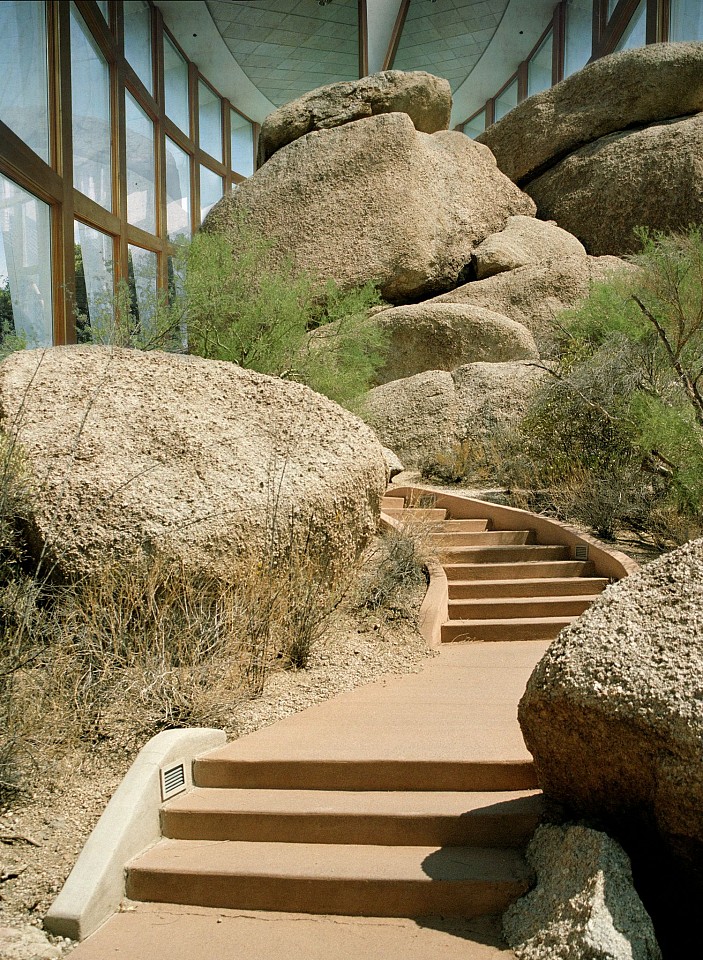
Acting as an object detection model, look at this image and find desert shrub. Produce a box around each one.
[498,227,703,543]
[356,518,431,615]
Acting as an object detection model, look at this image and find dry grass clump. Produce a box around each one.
[355,515,434,616]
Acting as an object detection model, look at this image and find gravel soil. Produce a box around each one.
[0,579,430,956]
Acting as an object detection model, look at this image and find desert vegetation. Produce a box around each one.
[422,227,703,546]
[77,216,387,412]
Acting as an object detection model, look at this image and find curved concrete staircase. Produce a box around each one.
[69,487,636,959]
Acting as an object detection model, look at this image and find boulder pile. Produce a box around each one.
[479,42,703,255]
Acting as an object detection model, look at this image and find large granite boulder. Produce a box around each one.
[503,825,661,960]
[204,112,535,304]
[432,255,629,343]
[370,302,539,385]
[473,216,587,280]
[478,42,703,184]
[257,70,452,166]
[526,113,703,256]
[363,361,545,467]
[0,346,387,580]
[519,537,703,877]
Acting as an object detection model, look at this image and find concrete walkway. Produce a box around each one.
[69,640,548,959]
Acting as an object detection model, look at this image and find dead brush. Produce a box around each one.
[356,514,435,616]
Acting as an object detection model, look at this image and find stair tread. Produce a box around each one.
[448,596,599,609]
[130,839,532,884]
[446,616,577,626]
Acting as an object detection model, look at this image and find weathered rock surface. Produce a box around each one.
[0,926,62,960]
[473,216,586,280]
[205,112,535,304]
[519,537,703,876]
[0,346,387,580]
[503,825,661,960]
[478,42,703,184]
[363,361,545,467]
[372,302,539,385]
[526,113,703,256]
[433,255,629,343]
[257,70,452,166]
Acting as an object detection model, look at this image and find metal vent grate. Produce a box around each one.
[574,544,589,561]
[160,761,187,801]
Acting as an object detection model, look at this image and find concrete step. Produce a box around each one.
[126,839,533,918]
[447,596,598,621]
[443,560,595,581]
[383,507,447,521]
[442,616,576,643]
[431,530,534,547]
[433,519,490,532]
[162,788,544,848]
[438,545,569,564]
[381,496,406,510]
[448,577,609,600]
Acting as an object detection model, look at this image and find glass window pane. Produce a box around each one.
[615,0,647,51]
[607,0,618,18]
[200,167,223,222]
[165,138,191,241]
[670,0,703,39]
[528,30,553,97]
[164,34,189,135]
[494,78,518,122]
[124,0,152,94]
[96,1,109,21]
[199,81,222,162]
[564,0,593,77]
[463,110,486,139]
[0,2,49,164]
[128,245,157,333]
[74,221,114,343]
[71,3,112,209]
[231,110,254,177]
[167,255,187,351]
[0,174,53,349]
[125,91,156,235]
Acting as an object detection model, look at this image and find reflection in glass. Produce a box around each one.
[128,245,157,334]
[200,167,223,223]
[528,30,553,97]
[564,0,593,77]
[126,92,156,235]
[71,3,112,209]
[231,110,254,177]
[199,81,222,162]
[0,174,53,348]
[0,1,49,164]
[615,0,646,50]
[74,221,113,343]
[124,0,153,93]
[494,78,518,122]
[164,34,189,134]
[166,138,191,241]
[607,0,618,17]
[670,0,703,39]
[167,255,188,351]
[96,1,109,21]
[463,111,486,139]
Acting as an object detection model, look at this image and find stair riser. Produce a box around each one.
[125,872,531,919]
[442,621,573,643]
[383,509,446,521]
[433,520,489,532]
[439,546,569,564]
[430,532,533,547]
[161,811,542,848]
[448,579,608,599]
[443,561,595,581]
[447,598,595,620]
[194,760,538,792]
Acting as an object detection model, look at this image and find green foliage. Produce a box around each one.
[501,227,703,542]
[78,218,387,411]
[181,227,386,409]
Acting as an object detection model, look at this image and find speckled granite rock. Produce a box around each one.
[519,538,703,877]
[503,825,661,960]
[0,346,387,580]
[473,216,586,279]
[257,70,452,166]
